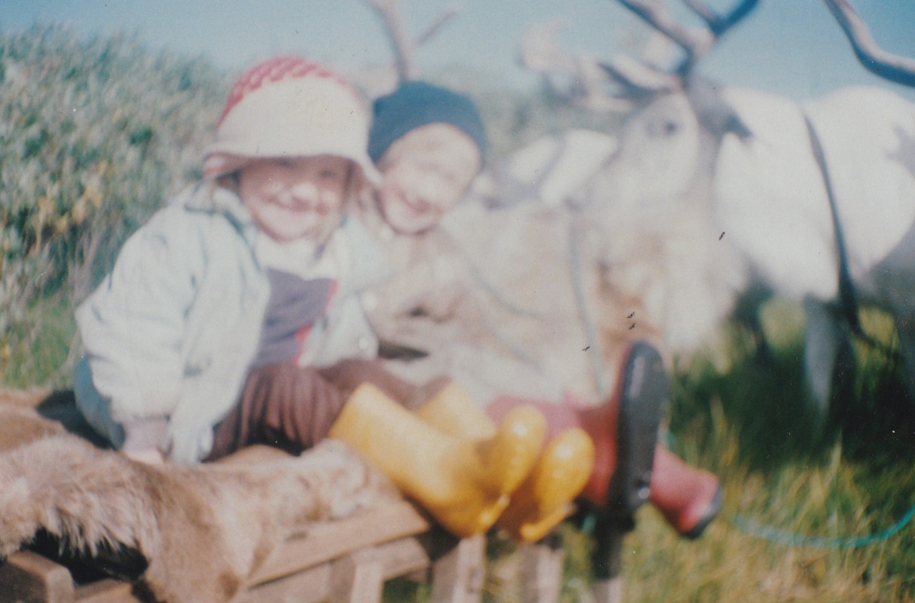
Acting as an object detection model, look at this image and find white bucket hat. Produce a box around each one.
[202,56,381,186]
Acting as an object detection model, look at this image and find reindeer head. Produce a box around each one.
[521,0,915,355]
[520,1,762,224]
[523,0,915,223]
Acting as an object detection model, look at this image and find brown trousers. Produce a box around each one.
[205,359,431,462]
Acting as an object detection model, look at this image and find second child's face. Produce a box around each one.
[238,155,350,243]
[376,125,481,235]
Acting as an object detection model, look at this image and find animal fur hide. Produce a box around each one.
[0,389,66,452]
[0,404,398,603]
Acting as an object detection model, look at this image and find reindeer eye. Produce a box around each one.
[646,116,680,138]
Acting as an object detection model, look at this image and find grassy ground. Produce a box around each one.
[6,297,915,602]
[0,295,77,389]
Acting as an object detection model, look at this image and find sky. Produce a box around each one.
[3,0,915,102]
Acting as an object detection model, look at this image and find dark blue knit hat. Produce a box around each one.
[369,81,487,164]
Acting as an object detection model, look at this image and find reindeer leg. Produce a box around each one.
[803,297,855,422]
[893,315,915,404]
[733,282,774,366]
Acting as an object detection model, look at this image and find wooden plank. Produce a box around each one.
[248,500,431,585]
[518,538,564,603]
[327,536,442,602]
[330,550,385,603]
[0,551,74,603]
[235,563,333,603]
[428,535,485,603]
[235,536,434,603]
[374,537,433,579]
[74,579,141,603]
[591,578,624,603]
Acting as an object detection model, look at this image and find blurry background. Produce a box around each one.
[2,2,915,601]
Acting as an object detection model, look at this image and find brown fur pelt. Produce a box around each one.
[0,428,398,603]
[0,387,51,409]
[0,404,68,453]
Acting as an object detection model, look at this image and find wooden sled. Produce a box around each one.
[0,503,626,603]
[0,498,479,603]
[0,390,626,603]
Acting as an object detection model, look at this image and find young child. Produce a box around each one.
[72,57,387,466]
[353,81,493,383]
[72,57,548,539]
[340,81,721,542]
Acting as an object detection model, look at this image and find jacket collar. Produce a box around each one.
[180,181,261,245]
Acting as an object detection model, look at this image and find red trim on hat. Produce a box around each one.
[218,57,353,126]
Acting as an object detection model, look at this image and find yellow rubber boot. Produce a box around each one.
[497,428,595,542]
[328,383,546,537]
[415,381,497,439]
[417,382,596,542]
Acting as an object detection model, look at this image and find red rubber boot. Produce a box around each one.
[649,446,722,539]
[488,341,721,538]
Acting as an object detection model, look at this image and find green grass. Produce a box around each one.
[1,294,77,389]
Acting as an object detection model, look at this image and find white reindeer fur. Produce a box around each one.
[0,406,396,603]
[715,85,915,407]
[716,86,915,302]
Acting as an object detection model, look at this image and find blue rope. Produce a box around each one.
[730,505,915,549]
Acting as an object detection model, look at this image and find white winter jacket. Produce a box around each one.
[75,182,386,463]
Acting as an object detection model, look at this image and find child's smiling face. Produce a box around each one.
[375,124,481,235]
[238,155,351,243]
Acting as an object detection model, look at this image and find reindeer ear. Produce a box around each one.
[688,78,753,142]
[725,112,754,142]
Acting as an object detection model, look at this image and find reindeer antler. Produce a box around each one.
[823,0,915,88]
[363,0,461,83]
[519,19,639,112]
[613,0,760,76]
[520,0,761,111]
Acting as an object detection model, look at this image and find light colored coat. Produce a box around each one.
[75,182,385,463]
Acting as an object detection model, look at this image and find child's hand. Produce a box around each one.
[124,448,166,465]
[121,418,168,465]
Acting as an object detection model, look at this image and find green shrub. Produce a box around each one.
[0,24,230,379]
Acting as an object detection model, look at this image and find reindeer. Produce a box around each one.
[516,0,915,415]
